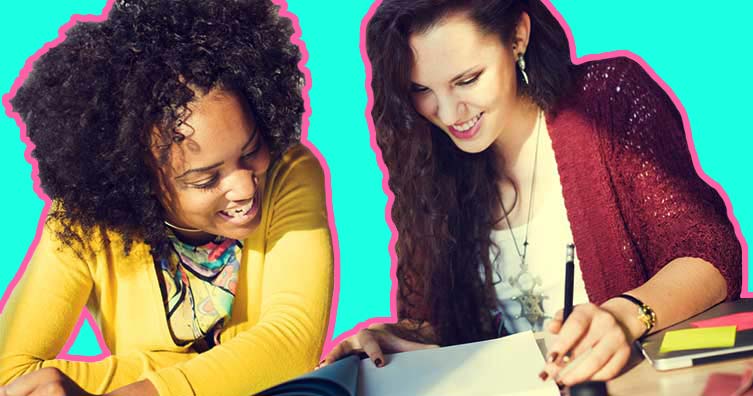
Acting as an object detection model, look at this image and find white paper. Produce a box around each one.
[357,331,559,396]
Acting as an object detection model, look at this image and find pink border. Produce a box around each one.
[1,0,748,366]
[321,0,751,354]
[0,0,344,363]
[272,0,344,359]
[0,1,117,363]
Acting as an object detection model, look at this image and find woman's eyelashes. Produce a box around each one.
[457,72,481,86]
[190,175,220,191]
[410,84,429,94]
[188,143,262,191]
[410,72,482,94]
[241,142,261,160]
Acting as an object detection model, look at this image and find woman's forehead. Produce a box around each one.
[409,15,502,84]
[164,89,256,175]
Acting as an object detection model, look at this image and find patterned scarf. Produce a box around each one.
[159,230,242,346]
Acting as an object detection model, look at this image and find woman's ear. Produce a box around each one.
[512,12,532,56]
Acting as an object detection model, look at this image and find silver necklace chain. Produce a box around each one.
[502,109,543,269]
[499,109,549,328]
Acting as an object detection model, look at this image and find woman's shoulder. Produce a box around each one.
[559,56,680,133]
[566,56,659,104]
[266,143,325,188]
[39,206,146,268]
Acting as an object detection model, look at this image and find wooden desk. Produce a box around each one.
[535,340,751,395]
[607,348,751,395]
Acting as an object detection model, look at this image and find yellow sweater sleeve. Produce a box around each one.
[143,145,335,396]
[0,222,153,393]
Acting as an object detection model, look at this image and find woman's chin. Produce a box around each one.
[213,218,262,241]
[452,136,494,154]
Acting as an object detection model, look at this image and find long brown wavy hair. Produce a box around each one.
[366,0,573,345]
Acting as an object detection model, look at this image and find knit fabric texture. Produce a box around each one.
[548,57,741,303]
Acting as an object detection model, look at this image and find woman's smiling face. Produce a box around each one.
[157,88,271,244]
[409,12,530,154]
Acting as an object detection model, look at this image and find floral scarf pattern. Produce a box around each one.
[159,231,242,346]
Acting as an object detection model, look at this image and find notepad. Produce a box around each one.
[357,331,557,396]
[254,331,559,396]
[693,312,753,332]
[660,326,737,353]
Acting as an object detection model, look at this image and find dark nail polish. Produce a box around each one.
[538,371,548,381]
[375,358,383,367]
[547,352,559,363]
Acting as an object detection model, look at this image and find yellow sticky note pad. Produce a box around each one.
[659,325,737,353]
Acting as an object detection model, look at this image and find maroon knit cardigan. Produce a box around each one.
[549,57,741,304]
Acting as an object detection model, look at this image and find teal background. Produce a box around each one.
[0,1,750,357]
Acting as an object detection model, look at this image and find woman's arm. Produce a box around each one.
[542,58,741,385]
[546,257,726,385]
[603,257,726,342]
[0,220,160,394]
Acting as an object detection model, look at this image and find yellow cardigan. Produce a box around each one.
[0,144,334,396]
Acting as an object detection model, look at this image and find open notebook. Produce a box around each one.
[254,331,559,396]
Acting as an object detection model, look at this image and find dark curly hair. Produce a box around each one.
[10,0,304,260]
[366,0,572,345]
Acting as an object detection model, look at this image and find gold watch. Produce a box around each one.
[615,294,656,339]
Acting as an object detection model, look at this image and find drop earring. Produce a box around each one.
[516,52,529,85]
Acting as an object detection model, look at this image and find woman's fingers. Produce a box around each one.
[589,345,631,382]
[358,329,386,367]
[570,308,620,358]
[547,310,564,333]
[556,329,630,385]
[546,304,594,363]
[5,368,52,396]
[319,324,438,370]
[3,368,89,396]
[319,335,362,368]
[384,335,439,353]
[540,304,633,385]
[319,327,390,368]
[356,326,438,367]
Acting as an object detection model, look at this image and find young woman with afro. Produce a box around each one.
[0,1,334,395]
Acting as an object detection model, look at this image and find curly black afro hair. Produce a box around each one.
[11,0,304,258]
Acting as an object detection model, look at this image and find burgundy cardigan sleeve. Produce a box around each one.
[590,57,741,300]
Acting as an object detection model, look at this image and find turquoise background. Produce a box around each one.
[0,1,750,357]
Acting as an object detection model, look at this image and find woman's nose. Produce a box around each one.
[225,169,257,202]
[436,94,461,126]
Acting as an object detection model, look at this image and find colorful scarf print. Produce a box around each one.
[159,231,242,345]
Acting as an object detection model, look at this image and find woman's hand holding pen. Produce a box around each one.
[318,321,439,369]
[540,299,647,385]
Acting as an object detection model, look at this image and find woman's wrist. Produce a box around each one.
[601,297,649,343]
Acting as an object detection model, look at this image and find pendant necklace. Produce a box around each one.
[501,109,549,328]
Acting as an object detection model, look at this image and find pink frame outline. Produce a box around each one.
[321,0,751,355]
[0,0,345,363]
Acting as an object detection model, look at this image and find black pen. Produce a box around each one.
[563,244,575,322]
[543,244,577,370]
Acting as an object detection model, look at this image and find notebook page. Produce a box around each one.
[357,331,558,396]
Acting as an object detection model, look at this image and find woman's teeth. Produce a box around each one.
[222,198,254,218]
[453,113,482,132]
